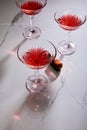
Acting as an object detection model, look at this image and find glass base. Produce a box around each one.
[57,40,76,55]
[25,74,48,93]
[22,26,41,39]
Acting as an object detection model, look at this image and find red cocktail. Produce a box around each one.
[22,48,51,69]
[17,38,57,92]
[54,9,86,55]
[16,0,47,38]
[20,0,45,15]
[57,14,83,31]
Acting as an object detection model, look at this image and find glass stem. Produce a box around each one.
[68,31,70,42]
[34,69,39,79]
[67,31,72,48]
[29,15,34,32]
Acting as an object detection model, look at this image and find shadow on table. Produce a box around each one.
[0,38,26,80]
[4,69,65,130]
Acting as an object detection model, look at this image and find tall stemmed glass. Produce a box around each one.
[54,9,86,55]
[16,0,47,39]
[17,38,57,93]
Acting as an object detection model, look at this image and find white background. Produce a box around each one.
[0,0,87,130]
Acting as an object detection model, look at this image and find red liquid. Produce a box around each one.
[20,0,44,15]
[22,48,51,69]
[57,15,82,31]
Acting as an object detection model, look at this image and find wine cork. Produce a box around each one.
[45,58,63,81]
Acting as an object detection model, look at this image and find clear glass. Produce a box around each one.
[54,9,86,55]
[15,0,47,39]
[17,38,57,93]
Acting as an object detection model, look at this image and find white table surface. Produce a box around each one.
[0,0,87,130]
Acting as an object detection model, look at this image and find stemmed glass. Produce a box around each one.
[15,0,47,39]
[54,9,86,55]
[17,38,57,93]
